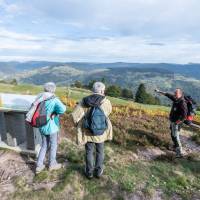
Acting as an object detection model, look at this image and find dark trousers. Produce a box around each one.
[85,142,104,174]
[170,122,182,150]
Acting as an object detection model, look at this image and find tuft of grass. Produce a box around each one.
[52,165,75,192]
[34,171,49,183]
[58,140,84,164]
[14,176,29,191]
[192,133,200,145]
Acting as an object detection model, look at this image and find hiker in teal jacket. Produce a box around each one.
[39,97,66,135]
[36,82,66,173]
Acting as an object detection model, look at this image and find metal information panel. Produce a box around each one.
[0,93,41,155]
[0,93,36,111]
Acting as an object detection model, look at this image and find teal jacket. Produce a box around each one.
[39,97,66,135]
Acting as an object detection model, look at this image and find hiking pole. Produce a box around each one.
[188,122,200,129]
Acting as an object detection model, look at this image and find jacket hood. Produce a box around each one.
[82,94,105,107]
[35,92,55,104]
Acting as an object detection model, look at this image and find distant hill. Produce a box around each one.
[0,61,200,78]
[16,65,108,86]
[0,61,200,103]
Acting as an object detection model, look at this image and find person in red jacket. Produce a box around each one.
[155,88,188,157]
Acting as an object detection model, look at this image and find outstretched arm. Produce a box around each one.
[155,89,176,101]
[154,89,166,96]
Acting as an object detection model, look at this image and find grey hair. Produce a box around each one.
[44,82,56,93]
[175,88,183,94]
[92,82,105,94]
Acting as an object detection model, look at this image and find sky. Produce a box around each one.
[0,0,200,63]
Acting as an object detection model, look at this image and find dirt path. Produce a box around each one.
[181,129,200,154]
[0,151,35,200]
[136,129,200,161]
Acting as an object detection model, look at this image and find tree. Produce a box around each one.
[106,85,121,97]
[135,83,160,105]
[121,88,133,99]
[135,83,148,103]
[87,80,96,90]
[154,96,161,105]
[74,81,82,88]
[101,77,106,84]
[10,78,18,85]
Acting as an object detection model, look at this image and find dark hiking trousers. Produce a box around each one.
[85,142,104,175]
[170,122,182,154]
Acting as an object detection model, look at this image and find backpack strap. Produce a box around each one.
[44,95,56,102]
[42,95,57,120]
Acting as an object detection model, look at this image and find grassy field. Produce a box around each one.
[1,82,199,117]
[0,83,131,105]
[0,82,173,113]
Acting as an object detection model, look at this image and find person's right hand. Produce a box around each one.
[50,112,57,119]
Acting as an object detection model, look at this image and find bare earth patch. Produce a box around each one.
[181,129,200,154]
[136,147,166,161]
[0,151,34,200]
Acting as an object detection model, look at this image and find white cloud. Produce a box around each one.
[0,28,41,41]
[0,0,24,15]
[5,3,22,14]
[0,0,200,62]
[0,28,200,63]
[0,0,6,6]
[23,0,200,38]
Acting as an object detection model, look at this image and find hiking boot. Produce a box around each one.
[49,163,62,171]
[169,145,176,152]
[85,172,93,179]
[36,165,45,174]
[176,152,183,158]
[172,145,176,152]
[175,147,183,158]
[84,167,93,179]
[95,168,104,179]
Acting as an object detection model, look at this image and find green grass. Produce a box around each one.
[2,83,199,116]
[1,83,200,118]
[10,141,200,200]
[0,83,42,94]
[0,83,160,107]
[192,133,200,145]
[34,171,49,183]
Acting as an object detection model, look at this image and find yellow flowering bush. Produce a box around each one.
[60,96,77,108]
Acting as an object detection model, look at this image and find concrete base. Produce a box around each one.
[0,109,42,156]
[0,141,41,156]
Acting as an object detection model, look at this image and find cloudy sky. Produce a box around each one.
[0,0,200,63]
